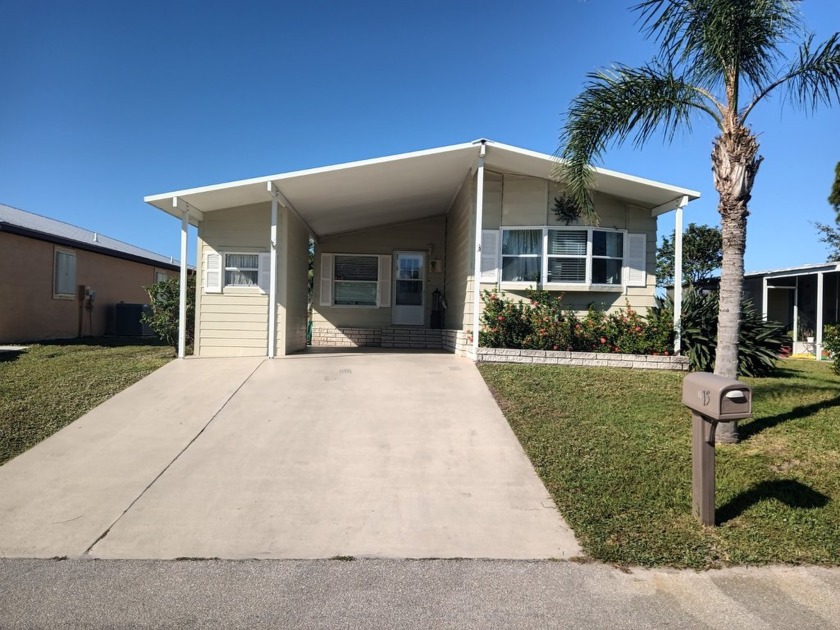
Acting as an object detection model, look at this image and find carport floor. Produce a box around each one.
[0,352,580,560]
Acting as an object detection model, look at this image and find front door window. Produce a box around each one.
[393,252,425,325]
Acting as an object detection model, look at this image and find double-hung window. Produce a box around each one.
[494,227,640,289]
[54,247,77,298]
[546,230,587,283]
[501,229,542,283]
[224,253,260,287]
[204,250,270,293]
[319,253,391,308]
[591,231,624,285]
[333,255,379,306]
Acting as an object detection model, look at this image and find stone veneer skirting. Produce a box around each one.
[477,347,689,371]
[311,324,470,356]
[310,325,683,369]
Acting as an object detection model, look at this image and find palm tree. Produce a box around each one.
[559,0,840,442]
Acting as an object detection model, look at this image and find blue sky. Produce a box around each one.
[2,0,838,270]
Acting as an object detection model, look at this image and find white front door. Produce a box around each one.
[392,251,425,326]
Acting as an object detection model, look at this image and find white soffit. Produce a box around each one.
[145,139,700,237]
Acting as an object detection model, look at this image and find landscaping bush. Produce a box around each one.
[141,275,196,351]
[652,289,787,376]
[479,290,673,355]
[823,324,840,374]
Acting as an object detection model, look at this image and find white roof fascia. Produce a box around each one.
[482,139,701,207]
[144,141,480,208]
[746,262,840,279]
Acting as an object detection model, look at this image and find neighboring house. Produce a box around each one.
[144,139,699,359]
[0,203,182,342]
[743,262,840,357]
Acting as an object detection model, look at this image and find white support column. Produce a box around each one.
[177,204,189,359]
[762,277,769,321]
[672,197,687,355]
[817,272,825,360]
[471,143,487,361]
[268,189,279,358]
[793,277,799,343]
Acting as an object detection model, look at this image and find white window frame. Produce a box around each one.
[224,252,261,288]
[498,226,629,292]
[154,269,168,284]
[53,246,77,299]
[320,253,392,308]
[500,227,543,284]
[204,249,270,294]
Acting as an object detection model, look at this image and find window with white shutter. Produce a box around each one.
[205,252,222,293]
[625,233,647,287]
[318,253,387,308]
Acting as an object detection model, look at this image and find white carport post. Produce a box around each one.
[268,184,280,358]
[672,196,688,355]
[793,277,800,344]
[173,197,190,359]
[817,272,825,361]
[471,142,487,360]
[761,277,769,321]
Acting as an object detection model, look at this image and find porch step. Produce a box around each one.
[381,328,443,349]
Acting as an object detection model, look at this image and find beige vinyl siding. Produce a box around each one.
[499,173,549,226]
[195,203,270,357]
[281,208,310,354]
[475,176,659,315]
[444,173,475,330]
[312,216,446,329]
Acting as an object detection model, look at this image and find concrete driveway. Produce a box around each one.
[0,350,580,560]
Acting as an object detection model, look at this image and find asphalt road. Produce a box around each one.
[2,558,839,629]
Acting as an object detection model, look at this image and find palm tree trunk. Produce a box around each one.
[711,126,762,443]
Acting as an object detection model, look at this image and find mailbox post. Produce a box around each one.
[682,373,752,526]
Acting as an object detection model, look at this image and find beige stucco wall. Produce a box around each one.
[0,231,177,343]
[195,203,270,357]
[312,216,446,329]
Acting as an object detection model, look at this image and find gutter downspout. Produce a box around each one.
[471,141,487,361]
[673,195,689,356]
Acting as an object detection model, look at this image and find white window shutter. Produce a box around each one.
[377,255,392,307]
[258,252,271,294]
[205,252,222,293]
[319,253,333,306]
[625,233,647,287]
[480,230,500,282]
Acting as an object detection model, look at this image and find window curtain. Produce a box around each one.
[502,230,542,255]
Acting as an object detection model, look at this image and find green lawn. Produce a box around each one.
[479,359,840,569]
[0,338,173,465]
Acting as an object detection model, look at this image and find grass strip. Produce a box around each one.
[479,359,840,568]
[0,338,173,465]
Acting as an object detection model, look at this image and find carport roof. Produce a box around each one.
[145,139,700,238]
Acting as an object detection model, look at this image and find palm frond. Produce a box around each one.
[635,0,802,97]
[557,64,717,220]
[783,33,840,110]
[743,33,840,120]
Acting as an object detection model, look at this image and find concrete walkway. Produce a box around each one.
[0,351,579,560]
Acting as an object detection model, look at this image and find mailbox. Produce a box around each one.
[682,372,752,526]
[681,372,751,421]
